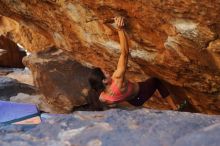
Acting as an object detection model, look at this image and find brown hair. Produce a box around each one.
[88,68,106,92]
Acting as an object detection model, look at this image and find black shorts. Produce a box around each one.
[128,77,169,106]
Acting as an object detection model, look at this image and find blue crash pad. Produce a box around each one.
[0,101,40,124]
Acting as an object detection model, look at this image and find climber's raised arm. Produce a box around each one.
[112,17,129,86]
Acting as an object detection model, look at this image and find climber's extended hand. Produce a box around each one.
[114,16,125,30]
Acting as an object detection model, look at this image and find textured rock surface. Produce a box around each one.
[23,48,187,113]
[0,1,220,114]
[0,109,220,146]
[0,67,14,76]
[0,35,26,68]
[0,68,59,113]
[0,15,54,52]
[6,68,34,85]
[0,76,37,101]
[23,48,105,113]
[9,93,55,113]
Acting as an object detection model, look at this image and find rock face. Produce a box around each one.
[0,1,220,114]
[0,109,220,146]
[24,48,185,113]
[0,35,26,68]
[23,48,104,113]
[0,77,37,101]
[0,16,54,52]
[6,68,34,86]
[0,68,57,113]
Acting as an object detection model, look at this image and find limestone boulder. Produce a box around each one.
[6,68,34,86]
[0,77,37,101]
[23,48,104,113]
[0,0,220,114]
[23,48,184,113]
[0,16,54,52]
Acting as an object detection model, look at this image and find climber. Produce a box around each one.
[89,17,178,110]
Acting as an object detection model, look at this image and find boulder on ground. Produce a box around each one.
[23,48,104,113]
[0,77,37,101]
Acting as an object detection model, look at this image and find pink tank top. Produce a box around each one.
[99,79,134,102]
